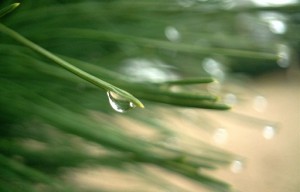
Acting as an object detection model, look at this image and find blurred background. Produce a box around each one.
[0,0,299,191]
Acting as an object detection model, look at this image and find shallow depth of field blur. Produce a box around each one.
[0,0,299,192]
[68,70,300,192]
[208,70,300,192]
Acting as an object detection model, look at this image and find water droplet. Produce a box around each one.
[202,58,225,81]
[269,20,286,34]
[277,44,291,68]
[252,0,297,7]
[165,26,181,42]
[230,160,244,173]
[107,91,135,113]
[253,95,268,112]
[263,125,276,140]
[121,58,178,83]
[223,93,237,106]
[212,128,228,145]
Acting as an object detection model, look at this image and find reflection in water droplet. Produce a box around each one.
[253,95,268,112]
[165,26,181,42]
[107,91,135,113]
[263,125,276,140]
[213,128,228,145]
[230,160,243,173]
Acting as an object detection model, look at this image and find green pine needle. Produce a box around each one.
[0,23,144,109]
[0,3,20,18]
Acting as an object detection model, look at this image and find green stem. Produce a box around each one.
[159,77,215,85]
[0,23,144,108]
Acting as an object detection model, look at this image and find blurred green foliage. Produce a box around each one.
[0,0,299,191]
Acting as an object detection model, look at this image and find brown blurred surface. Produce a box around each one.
[213,69,300,192]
